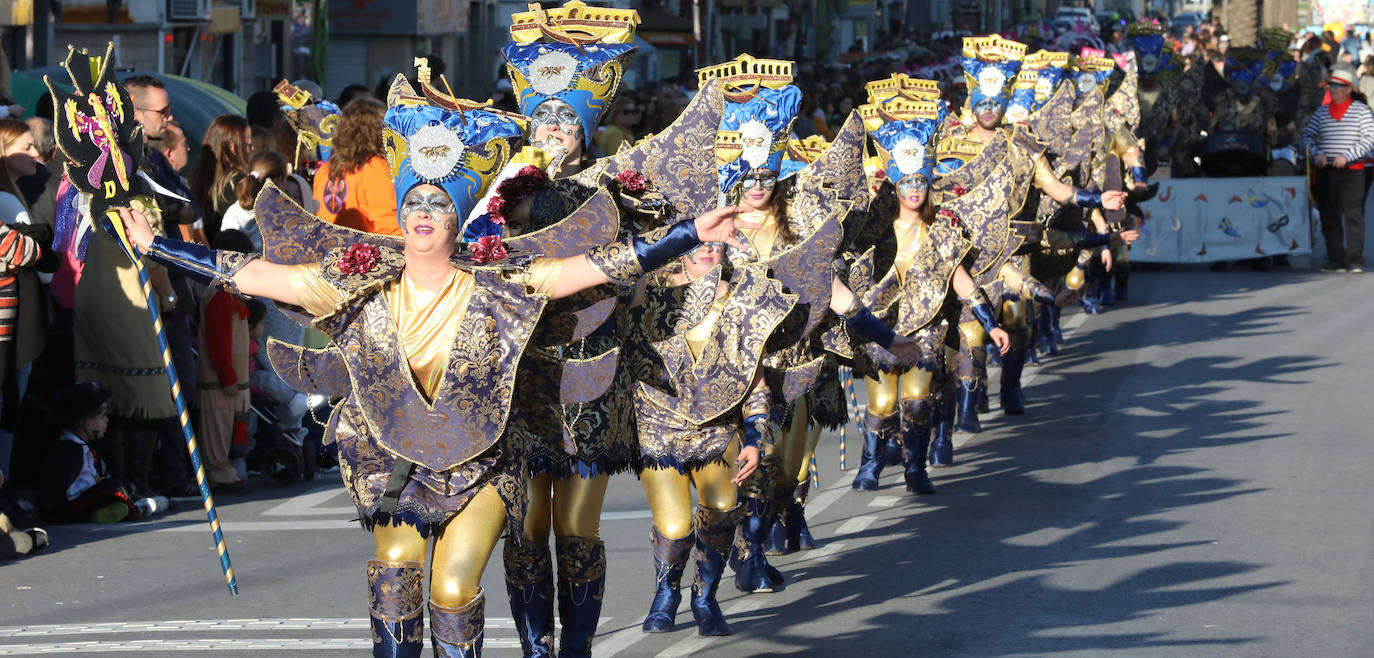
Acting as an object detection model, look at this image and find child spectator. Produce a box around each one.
[196,230,255,493]
[37,382,169,522]
[219,150,287,252]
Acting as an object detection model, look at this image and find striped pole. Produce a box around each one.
[808,454,819,488]
[106,215,238,595]
[839,367,865,471]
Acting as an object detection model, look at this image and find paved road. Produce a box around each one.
[4,267,1373,656]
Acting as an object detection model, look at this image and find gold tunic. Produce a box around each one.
[738,209,781,260]
[893,219,927,285]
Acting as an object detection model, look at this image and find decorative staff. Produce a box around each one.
[46,44,238,595]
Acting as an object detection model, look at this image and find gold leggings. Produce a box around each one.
[793,423,822,484]
[958,320,987,349]
[641,441,740,539]
[371,484,508,608]
[519,472,609,543]
[1001,297,1028,331]
[865,368,936,417]
[772,397,814,495]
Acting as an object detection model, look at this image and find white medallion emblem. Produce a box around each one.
[978,67,1008,98]
[739,119,774,169]
[529,51,579,96]
[891,137,927,177]
[408,124,465,180]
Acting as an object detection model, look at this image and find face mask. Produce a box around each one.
[401,188,457,218]
[530,100,582,137]
[896,175,929,197]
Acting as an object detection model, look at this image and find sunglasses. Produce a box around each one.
[741,176,777,190]
[137,105,173,118]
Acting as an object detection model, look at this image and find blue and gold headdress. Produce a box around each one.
[274,80,341,164]
[864,73,942,104]
[502,0,639,149]
[1128,23,1170,77]
[1225,47,1267,97]
[860,96,946,184]
[1070,52,1115,97]
[1005,72,1037,124]
[1023,51,1070,110]
[383,73,525,222]
[698,54,802,193]
[1258,29,1298,92]
[961,36,1027,109]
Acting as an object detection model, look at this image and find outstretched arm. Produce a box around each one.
[120,206,302,305]
[548,205,756,299]
[1033,156,1127,211]
[952,265,1011,355]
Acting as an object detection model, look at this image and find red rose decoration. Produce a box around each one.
[471,235,508,264]
[873,169,887,180]
[952,185,969,197]
[615,170,648,193]
[486,196,508,225]
[337,243,380,275]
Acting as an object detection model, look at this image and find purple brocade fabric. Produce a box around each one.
[1064,89,1106,184]
[794,112,873,211]
[310,261,545,472]
[766,211,844,341]
[596,80,726,223]
[935,126,1043,287]
[635,264,797,426]
[257,182,404,267]
[265,339,351,397]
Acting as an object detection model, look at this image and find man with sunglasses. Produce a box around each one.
[1304,67,1374,272]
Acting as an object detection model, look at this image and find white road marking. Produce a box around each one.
[0,619,521,638]
[260,487,356,516]
[0,638,522,653]
[868,495,900,508]
[655,597,769,657]
[834,515,878,536]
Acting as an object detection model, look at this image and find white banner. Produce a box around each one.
[1134,176,1312,263]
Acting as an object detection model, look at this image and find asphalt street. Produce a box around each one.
[3,266,1372,656]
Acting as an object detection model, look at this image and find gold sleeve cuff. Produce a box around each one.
[287,263,347,317]
[742,385,771,419]
[520,257,564,297]
[584,237,642,286]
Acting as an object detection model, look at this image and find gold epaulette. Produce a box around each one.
[696,54,794,93]
[962,35,1027,62]
[864,73,941,103]
[509,0,639,46]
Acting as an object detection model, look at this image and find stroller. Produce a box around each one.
[245,394,335,486]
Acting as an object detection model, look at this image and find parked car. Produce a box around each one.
[1055,6,1098,34]
[1172,11,1208,36]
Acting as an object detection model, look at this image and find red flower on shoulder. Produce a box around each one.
[337,242,380,275]
[615,170,648,193]
[485,196,508,225]
[936,208,959,226]
[951,185,969,197]
[471,235,508,264]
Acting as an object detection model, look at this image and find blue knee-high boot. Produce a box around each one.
[555,536,605,658]
[851,411,896,490]
[929,393,957,467]
[429,590,484,658]
[1036,302,1058,356]
[503,540,554,657]
[368,560,425,658]
[1051,304,1065,343]
[955,380,983,434]
[642,527,693,633]
[1000,348,1028,415]
[693,505,743,636]
[784,481,816,551]
[732,497,783,593]
[901,398,936,494]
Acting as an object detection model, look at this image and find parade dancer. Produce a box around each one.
[476,4,645,655]
[119,71,759,658]
[934,36,1127,453]
[627,241,791,635]
[845,88,1010,493]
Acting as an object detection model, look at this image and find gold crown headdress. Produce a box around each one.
[508,0,639,46]
[864,73,941,104]
[787,136,831,165]
[697,54,794,102]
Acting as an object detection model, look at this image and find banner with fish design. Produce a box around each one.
[1134,176,1311,263]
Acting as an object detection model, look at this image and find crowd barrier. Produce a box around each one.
[1134,176,1312,263]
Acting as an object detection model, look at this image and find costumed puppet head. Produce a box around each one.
[698,54,803,195]
[47,44,143,222]
[961,35,1027,122]
[1128,23,1169,77]
[863,96,946,206]
[1022,50,1071,109]
[1225,47,1267,98]
[502,0,640,151]
[275,79,341,164]
[1070,51,1115,98]
[383,72,525,235]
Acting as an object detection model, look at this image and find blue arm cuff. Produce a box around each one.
[742,413,767,450]
[631,220,700,273]
[1129,166,1148,184]
[969,302,1000,335]
[844,306,897,349]
[1074,190,1104,209]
